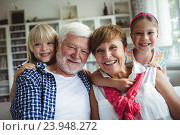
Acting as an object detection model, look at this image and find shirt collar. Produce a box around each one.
[35,62,47,72]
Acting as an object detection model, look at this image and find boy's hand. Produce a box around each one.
[14,63,36,80]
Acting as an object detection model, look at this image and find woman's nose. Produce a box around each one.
[104,50,111,59]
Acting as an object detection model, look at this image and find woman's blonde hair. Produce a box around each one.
[90,24,127,55]
[28,24,58,63]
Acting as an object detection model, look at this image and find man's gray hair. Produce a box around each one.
[58,22,92,46]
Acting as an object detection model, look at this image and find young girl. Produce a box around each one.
[90,12,168,92]
[10,24,58,101]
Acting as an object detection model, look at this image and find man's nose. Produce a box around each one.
[72,50,80,59]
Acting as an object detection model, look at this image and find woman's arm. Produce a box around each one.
[89,87,100,120]
[90,69,134,92]
[155,70,180,120]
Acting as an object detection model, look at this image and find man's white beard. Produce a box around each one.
[56,50,84,75]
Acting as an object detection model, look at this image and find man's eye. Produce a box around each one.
[82,50,88,55]
[68,46,75,49]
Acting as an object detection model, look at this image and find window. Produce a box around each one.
[168,0,180,60]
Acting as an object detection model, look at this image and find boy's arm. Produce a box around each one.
[10,63,37,102]
[90,69,134,92]
[10,69,42,120]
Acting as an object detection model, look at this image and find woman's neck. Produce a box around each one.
[133,48,154,65]
[110,65,132,79]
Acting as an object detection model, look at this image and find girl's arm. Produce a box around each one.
[161,66,167,76]
[90,69,134,92]
[10,63,36,102]
[155,69,180,120]
[148,62,167,76]
[90,87,100,120]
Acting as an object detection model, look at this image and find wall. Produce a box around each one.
[0,0,121,21]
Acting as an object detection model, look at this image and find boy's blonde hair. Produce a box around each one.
[28,24,58,63]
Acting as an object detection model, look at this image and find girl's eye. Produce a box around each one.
[148,32,154,34]
[135,32,142,35]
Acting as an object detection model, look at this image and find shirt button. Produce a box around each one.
[51,108,54,112]
[52,87,55,90]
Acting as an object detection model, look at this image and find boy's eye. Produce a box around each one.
[35,43,41,46]
[47,42,53,45]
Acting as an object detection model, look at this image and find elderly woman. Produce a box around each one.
[89,24,180,120]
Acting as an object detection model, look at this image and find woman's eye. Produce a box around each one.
[110,46,117,50]
[96,49,103,53]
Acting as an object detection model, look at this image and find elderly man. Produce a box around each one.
[10,22,92,120]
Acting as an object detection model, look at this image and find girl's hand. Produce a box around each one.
[148,62,162,70]
[114,78,135,92]
[14,63,36,80]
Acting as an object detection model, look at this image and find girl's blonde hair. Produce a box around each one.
[28,24,58,63]
[90,24,127,55]
[130,12,159,34]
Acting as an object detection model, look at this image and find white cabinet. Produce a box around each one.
[112,0,132,44]
[0,26,11,102]
[60,5,78,20]
[9,24,27,76]
[79,15,116,31]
